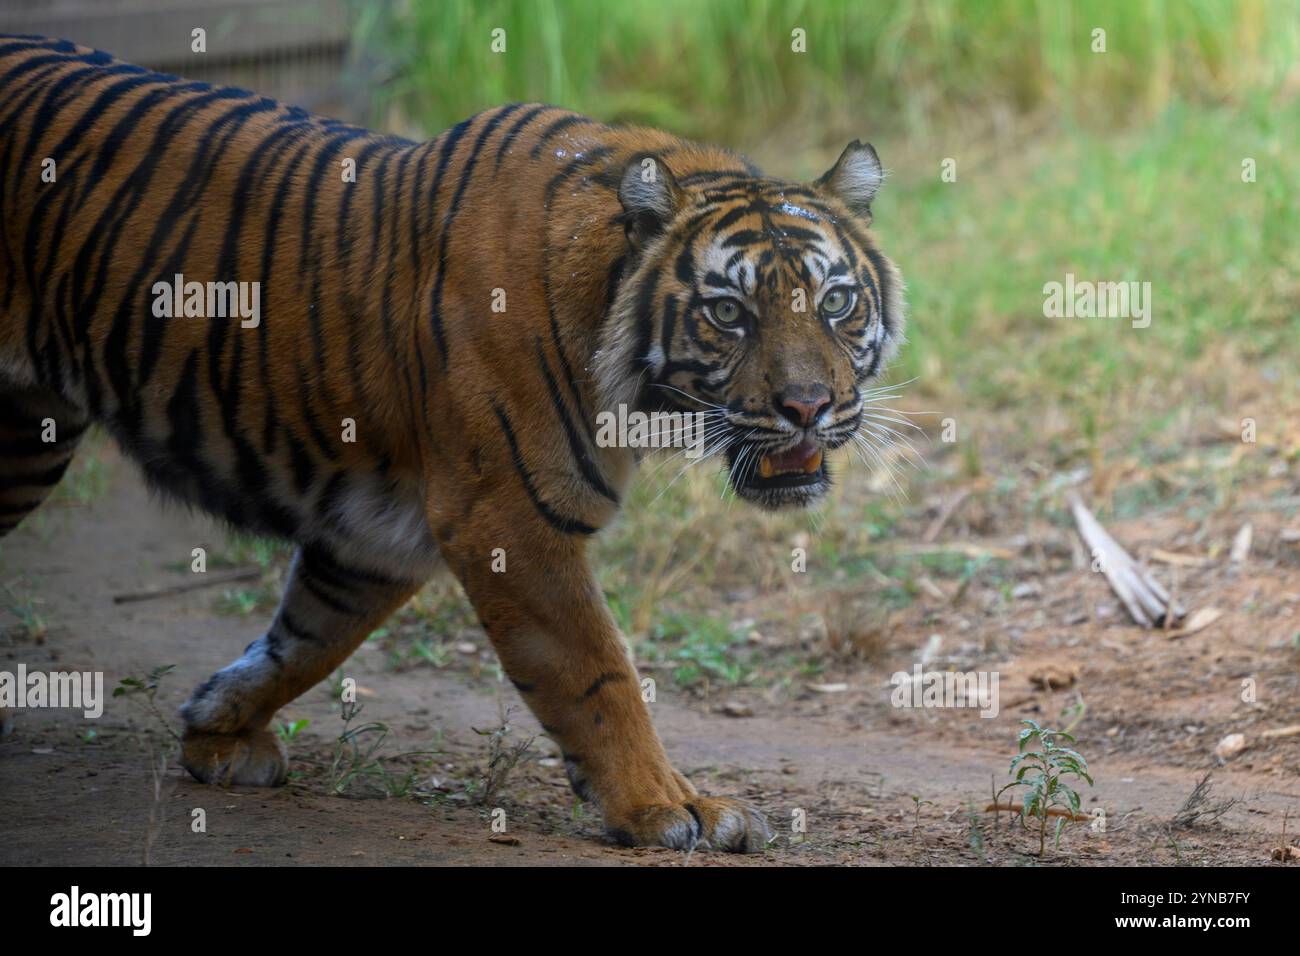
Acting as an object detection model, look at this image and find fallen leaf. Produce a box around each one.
[916,576,947,600]
[489,835,521,846]
[1165,606,1224,640]
[1149,549,1214,568]
[1029,666,1077,691]
[1214,733,1247,760]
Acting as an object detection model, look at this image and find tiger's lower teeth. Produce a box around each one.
[757,450,823,479]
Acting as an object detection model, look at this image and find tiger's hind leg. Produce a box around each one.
[179,544,422,786]
[0,384,88,537]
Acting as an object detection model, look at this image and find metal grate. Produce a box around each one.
[0,0,370,123]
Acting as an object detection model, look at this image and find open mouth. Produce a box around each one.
[729,439,829,506]
[753,441,824,485]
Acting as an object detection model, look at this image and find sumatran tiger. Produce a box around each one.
[0,36,904,852]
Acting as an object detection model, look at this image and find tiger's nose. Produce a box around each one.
[774,385,832,427]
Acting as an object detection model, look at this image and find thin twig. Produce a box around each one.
[112,567,262,604]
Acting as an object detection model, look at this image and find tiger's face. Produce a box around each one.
[604,142,904,509]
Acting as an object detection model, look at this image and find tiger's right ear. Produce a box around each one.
[618,154,684,250]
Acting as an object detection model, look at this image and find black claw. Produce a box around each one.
[605,827,636,847]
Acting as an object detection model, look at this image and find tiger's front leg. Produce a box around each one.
[179,545,421,786]
[441,503,771,853]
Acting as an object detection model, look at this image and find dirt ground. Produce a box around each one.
[2,441,1299,867]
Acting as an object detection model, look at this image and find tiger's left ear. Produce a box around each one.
[814,140,884,219]
[618,154,684,250]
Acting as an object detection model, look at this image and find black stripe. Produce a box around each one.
[426,116,474,364]
[544,144,613,208]
[428,105,524,368]
[301,573,353,616]
[278,609,324,644]
[0,458,71,491]
[492,402,597,536]
[0,433,78,456]
[580,672,626,700]
[302,542,406,590]
[494,104,548,167]
[528,114,589,159]
[534,338,618,503]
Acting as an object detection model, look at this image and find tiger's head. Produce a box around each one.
[598,142,905,509]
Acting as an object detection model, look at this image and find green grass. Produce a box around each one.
[360,0,1300,144]
[637,610,753,688]
[885,99,1300,424]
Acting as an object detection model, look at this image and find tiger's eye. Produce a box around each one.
[822,288,852,317]
[712,298,743,326]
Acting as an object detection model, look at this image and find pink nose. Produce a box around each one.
[775,387,831,427]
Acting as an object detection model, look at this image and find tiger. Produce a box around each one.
[0,35,904,852]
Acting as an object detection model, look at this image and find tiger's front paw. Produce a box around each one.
[606,796,771,853]
[180,728,287,787]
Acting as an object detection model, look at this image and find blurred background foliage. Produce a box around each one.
[357,0,1300,144]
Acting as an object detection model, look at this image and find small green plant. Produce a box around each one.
[1060,692,1087,735]
[113,664,180,866]
[276,718,310,742]
[385,634,454,671]
[910,794,934,834]
[214,585,278,617]
[113,665,181,742]
[910,794,936,857]
[471,703,535,807]
[220,532,294,570]
[966,807,988,864]
[2,581,48,642]
[996,719,1093,857]
[330,701,435,798]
